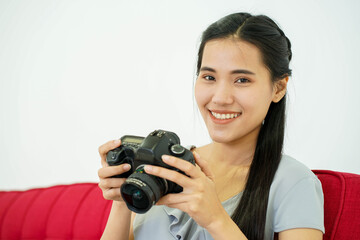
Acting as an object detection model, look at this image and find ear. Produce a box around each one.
[272,76,289,103]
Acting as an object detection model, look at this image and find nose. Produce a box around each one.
[211,81,234,105]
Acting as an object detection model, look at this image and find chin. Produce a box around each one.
[208,131,237,144]
[207,124,261,145]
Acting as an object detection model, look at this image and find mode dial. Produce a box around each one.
[170,144,185,156]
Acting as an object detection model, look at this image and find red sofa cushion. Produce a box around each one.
[0,183,112,240]
[312,170,360,240]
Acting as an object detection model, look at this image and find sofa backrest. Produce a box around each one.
[1,170,359,239]
[312,170,360,240]
[0,183,111,240]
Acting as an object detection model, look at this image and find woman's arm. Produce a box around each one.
[101,201,135,240]
[205,212,248,240]
[278,228,323,240]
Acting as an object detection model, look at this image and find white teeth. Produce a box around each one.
[211,111,240,120]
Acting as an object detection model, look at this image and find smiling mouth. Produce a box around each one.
[210,111,241,120]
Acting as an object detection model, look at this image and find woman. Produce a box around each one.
[98,12,324,240]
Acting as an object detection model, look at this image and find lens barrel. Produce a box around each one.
[120,166,168,213]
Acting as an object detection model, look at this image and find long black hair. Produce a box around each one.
[196,13,292,240]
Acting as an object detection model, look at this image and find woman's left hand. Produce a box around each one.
[144,151,230,230]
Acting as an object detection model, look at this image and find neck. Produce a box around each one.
[207,127,259,167]
[200,131,258,201]
[214,143,253,165]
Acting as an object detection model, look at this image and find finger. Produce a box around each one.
[161,155,202,178]
[98,139,121,166]
[160,194,210,219]
[144,164,193,188]
[157,194,194,214]
[102,187,122,201]
[193,151,214,180]
[98,177,126,190]
[98,164,131,179]
[166,202,190,213]
[156,192,192,206]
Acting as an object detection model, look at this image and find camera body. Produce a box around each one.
[106,130,195,213]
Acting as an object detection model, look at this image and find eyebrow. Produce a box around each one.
[200,66,255,75]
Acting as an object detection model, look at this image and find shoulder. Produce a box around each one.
[268,155,325,233]
[278,155,314,176]
[273,155,318,184]
[271,155,323,204]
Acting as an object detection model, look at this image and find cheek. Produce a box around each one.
[194,82,207,108]
[236,88,273,114]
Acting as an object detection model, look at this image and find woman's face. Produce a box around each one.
[195,38,279,145]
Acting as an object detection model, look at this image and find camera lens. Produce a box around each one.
[133,190,143,200]
[121,165,168,213]
[121,185,149,210]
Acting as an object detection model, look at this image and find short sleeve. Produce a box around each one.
[273,176,325,233]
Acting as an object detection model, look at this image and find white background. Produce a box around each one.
[1,0,359,190]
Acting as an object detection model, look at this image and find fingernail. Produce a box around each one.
[144,165,152,172]
[162,155,170,162]
[114,139,120,145]
[123,164,131,171]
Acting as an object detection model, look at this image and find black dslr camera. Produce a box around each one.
[106,130,195,213]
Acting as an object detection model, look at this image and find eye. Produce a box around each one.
[235,78,250,84]
[204,75,215,81]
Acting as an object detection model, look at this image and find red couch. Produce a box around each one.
[1,170,359,240]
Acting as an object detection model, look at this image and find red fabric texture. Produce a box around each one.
[312,170,360,240]
[0,170,359,239]
[0,183,112,240]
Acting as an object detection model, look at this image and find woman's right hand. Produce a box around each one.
[98,139,131,202]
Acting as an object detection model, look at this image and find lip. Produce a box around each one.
[208,110,241,124]
[209,110,240,114]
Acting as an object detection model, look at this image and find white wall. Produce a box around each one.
[1,0,359,190]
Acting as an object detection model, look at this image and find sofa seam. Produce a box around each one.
[70,184,96,239]
[0,192,20,238]
[332,173,347,240]
[42,186,69,240]
[18,190,42,239]
[317,171,346,240]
